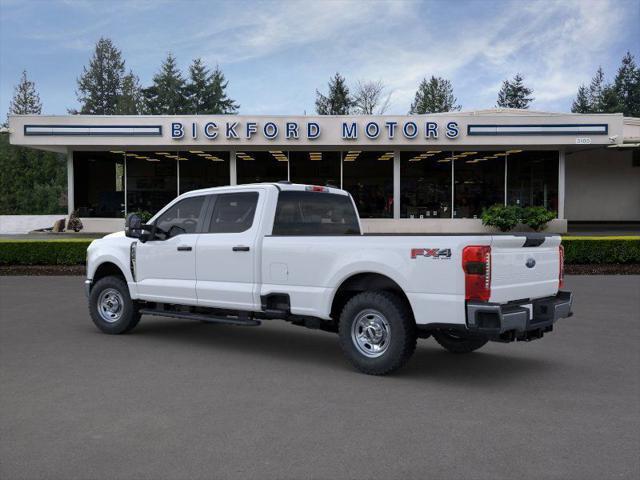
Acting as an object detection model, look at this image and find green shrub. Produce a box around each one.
[0,239,92,265]
[561,237,640,264]
[481,204,520,231]
[521,206,556,231]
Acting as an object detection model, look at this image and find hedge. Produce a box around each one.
[0,237,639,266]
[0,239,92,265]
[561,237,640,264]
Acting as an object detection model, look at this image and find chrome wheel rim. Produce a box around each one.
[98,288,124,323]
[351,309,391,358]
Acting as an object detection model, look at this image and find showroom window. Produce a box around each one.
[342,150,393,218]
[125,152,177,216]
[177,150,230,194]
[236,151,288,185]
[289,151,340,187]
[453,151,505,218]
[507,150,558,212]
[401,151,452,218]
[73,151,125,218]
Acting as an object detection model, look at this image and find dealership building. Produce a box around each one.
[6,109,640,233]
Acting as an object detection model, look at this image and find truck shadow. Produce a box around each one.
[132,317,556,384]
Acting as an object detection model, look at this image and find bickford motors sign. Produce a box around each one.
[171,119,461,141]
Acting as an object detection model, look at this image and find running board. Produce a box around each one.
[139,308,261,326]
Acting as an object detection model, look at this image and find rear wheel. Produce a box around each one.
[432,330,488,353]
[89,276,140,334]
[338,291,416,375]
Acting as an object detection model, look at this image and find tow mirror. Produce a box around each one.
[125,213,143,238]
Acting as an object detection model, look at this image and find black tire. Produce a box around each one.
[432,331,488,354]
[338,291,416,375]
[89,276,140,334]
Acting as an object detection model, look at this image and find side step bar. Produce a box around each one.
[139,308,261,326]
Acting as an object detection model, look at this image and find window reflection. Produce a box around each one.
[401,151,452,218]
[342,150,393,218]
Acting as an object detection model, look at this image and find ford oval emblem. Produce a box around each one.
[526,258,536,268]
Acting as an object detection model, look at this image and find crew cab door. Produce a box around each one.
[196,190,262,311]
[135,195,208,305]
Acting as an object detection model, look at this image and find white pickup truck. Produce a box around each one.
[85,182,572,375]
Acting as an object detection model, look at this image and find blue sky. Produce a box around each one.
[1,0,638,117]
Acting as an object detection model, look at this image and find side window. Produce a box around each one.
[273,191,360,235]
[208,192,259,233]
[155,196,206,236]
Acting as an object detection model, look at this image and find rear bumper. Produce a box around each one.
[466,291,573,341]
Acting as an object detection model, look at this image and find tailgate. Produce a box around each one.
[490,235,561,303]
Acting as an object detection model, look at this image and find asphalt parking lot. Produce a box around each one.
[1,275,639,480]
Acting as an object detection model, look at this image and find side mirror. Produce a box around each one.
[125,213,143,238]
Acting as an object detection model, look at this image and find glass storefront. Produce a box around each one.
[236,150,288,185]
[73,151,124,218]
[73,148,559,220]
[289,151,340,187]
[177,150,230,194]
[453,151,505,218]
[401,150,452,218]
[507,150,558,211]
[126,152,177,215]
[343,150,394,218]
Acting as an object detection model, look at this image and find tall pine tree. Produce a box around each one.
[315,73,353,115]
[116,71,144,115]
[613,51,640,117]
[8,70,42,117]
[571,85,591,113]
[409,76,460,114]
[185,59,239,114]
[143,53,188,114]
[75,38,126,114]
[496,74,534,109]
[1,72,66,215]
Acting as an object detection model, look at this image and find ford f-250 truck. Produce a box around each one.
[85,182,573,375]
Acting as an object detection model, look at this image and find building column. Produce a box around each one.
[66,149,74,216]
[558,149,566,219]
[230,150,237,185]
[393,150,400,219]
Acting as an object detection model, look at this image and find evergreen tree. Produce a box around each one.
[496,73,534,109]
[587,66,607,112]
[409,76,460,114]
[613,51,640,117]
[315,73,353,115]
[116,71,144,115]
[571,85,591,113]
[185,59,239,114]
[143,53,188,114]
[207,65,239,114]
[1,73,65,214]
[75,37,126,114]
[8,70,42,116]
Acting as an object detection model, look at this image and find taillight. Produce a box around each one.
[559,244,565,289]
[462,245,491,302]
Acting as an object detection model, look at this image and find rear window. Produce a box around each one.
[273,191,360,235]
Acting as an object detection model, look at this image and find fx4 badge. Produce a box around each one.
[411,248,452,259]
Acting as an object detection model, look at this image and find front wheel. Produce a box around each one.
[89,276,140,334]
[338,291,416,375]
[432,331,488,353]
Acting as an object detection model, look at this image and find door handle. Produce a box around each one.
[232,246,250,252]
[177,246,192,251]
